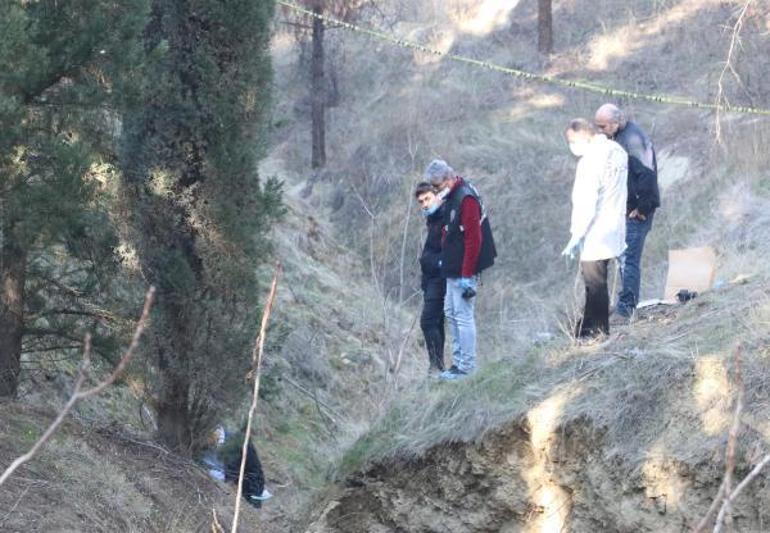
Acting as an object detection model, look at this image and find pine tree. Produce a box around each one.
[0,0,148,397]
[120,0,283,452]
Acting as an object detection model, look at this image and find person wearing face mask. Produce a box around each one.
[562,119,628,339]
[415,182,447,376]
[594,103,660,323]
[424,160,497,380]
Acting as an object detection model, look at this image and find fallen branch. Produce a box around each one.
[282,376,341,429]
[0,287,155,488]
[0,485,31,528]
[211,508,225,533]
[231,263,281,533]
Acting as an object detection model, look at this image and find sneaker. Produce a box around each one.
[250,488,272,501]
[439,366,469,381]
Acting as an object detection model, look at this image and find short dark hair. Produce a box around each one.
[565,118,597,135]
[414,181,435,198]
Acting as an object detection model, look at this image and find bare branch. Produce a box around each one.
[693,480,726,533]
[713,453,770,533]
[0,287,155,488]
[231,264,282,533]
[0,485,31,528]
[695,345,751,533]
[714,0,753,143]
[713,345,744,532]
[211,507,225,533]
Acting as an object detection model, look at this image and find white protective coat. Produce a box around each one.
[570,135,628,261]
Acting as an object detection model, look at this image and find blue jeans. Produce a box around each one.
[617,213,654,317]
[444,277,477,373]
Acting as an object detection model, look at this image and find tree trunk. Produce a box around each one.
[156,344,192,452]
[311,3,326,169]
[537,0,553,54]
[0,236,26,398]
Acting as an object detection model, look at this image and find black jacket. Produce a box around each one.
[420,206,444,293]
[440,181,496,279]
[627,155,661,216]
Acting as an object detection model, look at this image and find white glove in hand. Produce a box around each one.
[561,236,583,259]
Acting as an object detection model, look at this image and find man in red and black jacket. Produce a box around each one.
[425,159,496,380]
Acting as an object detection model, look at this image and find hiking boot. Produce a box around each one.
[427,365,444,379]
[439,365,469,381]
[609,313,631,327]
[610,307,636,326]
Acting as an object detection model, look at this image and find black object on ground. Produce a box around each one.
[676,289,698,303]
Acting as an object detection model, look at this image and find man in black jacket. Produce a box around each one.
[595,104,661,320]
[415,182,446,375]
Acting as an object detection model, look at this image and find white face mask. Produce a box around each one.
[422,201,440,217]
[569,141,590,157]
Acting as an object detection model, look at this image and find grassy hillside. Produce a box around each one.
[271,0,770,361]
[2,1,768,531]
[269,0,770,530]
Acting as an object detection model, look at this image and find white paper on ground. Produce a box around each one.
[636,299,674,308]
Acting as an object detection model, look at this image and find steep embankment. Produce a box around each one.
[307,279,770,532]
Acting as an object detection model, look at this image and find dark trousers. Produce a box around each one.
[617,214,654,317]
[421,279,446,370]
[578,259,610,338]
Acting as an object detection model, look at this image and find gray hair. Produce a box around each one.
[424,159,454,184]
[596,103,628,128]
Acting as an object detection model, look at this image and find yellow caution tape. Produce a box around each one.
[277,0,770,117]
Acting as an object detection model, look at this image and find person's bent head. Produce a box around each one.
[594,103,626,137]
[414,181,437,209]
[424,159,457,192]
[565,118,598,157]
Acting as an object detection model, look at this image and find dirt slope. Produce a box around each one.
[305,280,770,532]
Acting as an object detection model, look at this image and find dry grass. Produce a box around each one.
[267,0,770,489]
[0,402,255,532]
[6,1,768,530]
[339,275,770,479]
[272,0,770,369]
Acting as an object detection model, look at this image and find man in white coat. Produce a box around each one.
[562,118,628,338]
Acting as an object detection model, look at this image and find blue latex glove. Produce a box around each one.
[458,277,476,291]
[561,236,583,260]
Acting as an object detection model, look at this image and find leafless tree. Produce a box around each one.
[537,0,553,54]
[283,1,374,170]
[714,0,753,143]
